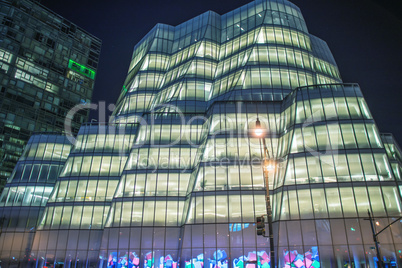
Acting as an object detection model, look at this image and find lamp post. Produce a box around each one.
[366,210,402,268]
[0,216,5,237]
[254,118,276,268]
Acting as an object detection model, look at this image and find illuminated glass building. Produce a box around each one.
[1,0,402,267]
[0,0,101,189]
[0,133,72,265]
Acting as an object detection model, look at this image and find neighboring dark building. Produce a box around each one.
[0,0,401,267]
[0,0,101,189]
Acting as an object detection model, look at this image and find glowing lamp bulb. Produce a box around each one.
[265,164,274,171]
[255,128,263,136]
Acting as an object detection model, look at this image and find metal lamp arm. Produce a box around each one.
[375,217,402,237]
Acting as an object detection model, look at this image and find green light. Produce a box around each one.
[68,59,96,80]
[123,85,127,92]
[351,228,355,231]
[399,250,401,253]
[5,124,20,131]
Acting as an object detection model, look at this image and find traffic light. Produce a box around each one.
[256,216,265,236]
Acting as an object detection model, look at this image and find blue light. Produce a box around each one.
[229,223,250,232]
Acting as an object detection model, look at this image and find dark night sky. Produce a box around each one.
[41,0,402,146]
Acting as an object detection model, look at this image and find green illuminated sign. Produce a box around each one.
[68,59,96,80]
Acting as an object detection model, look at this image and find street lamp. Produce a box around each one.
[366,210,402,268]
[254,118,276,268]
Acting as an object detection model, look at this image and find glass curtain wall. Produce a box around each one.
[1,0,402,267]
[30,124,137,268]
[0,134,72,266]
[0,0,101,187]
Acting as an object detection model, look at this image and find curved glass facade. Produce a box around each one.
[0,0,401,267]
[0,134,72,267]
